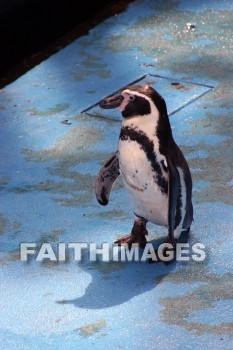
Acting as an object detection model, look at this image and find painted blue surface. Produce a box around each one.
[0,0,233,349]
[186,300,233,325]
[83,74,213,120]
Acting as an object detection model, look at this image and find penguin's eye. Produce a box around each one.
[129,95,135,101]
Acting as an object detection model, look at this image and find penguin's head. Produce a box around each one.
[99,84,168,119]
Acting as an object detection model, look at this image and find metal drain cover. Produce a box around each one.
[82,74,213,120]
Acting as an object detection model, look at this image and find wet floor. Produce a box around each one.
[0,0,232,349]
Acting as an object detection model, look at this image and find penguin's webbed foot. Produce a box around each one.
[114,232,148,249]
[114,221,148,249]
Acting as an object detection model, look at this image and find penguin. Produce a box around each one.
[95,84,193,261]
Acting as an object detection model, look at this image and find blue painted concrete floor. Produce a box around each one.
[0,0,233,349]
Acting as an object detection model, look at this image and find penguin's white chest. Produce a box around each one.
[118,138,168,226]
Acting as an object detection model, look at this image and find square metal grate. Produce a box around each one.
[81,74,213,121]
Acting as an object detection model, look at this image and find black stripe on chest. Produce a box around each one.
[119,126,168,195]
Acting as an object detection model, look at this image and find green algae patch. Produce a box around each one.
[27,103,70,116]
[76,319,107,338]
[37,229,66,244]
[158,265,233,336]
[0,213,21,237]
[56,299,68,305]
[72,53,111,81]
[84,209,129,221]
[22,122,106,166]
[0,249,21,264]
[0,213,8,235]
[185,112,233,205]
[73,69,111,82]
[0,176,10,189]
[108,3,233,88]
[19,121,111,206]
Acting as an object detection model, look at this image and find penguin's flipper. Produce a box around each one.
[166,158,181,243]
[95,151,120,206]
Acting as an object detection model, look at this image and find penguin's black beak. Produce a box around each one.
[99,94,123,109]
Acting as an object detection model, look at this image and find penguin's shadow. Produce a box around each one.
[64,236,177,309]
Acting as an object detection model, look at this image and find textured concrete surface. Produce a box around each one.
[0,0,232,349]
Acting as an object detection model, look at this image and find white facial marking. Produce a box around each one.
[117,89,164,162]
[118,89,159,119]
[117,92,132,111]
